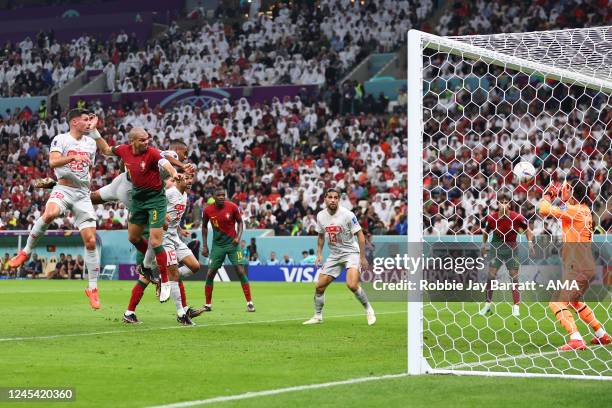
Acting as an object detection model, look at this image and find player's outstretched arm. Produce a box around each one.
[538,184,571,221]
[159,159,181,181]
[165,154,195,175]
[86,128,114,156]
[84,114,114,156]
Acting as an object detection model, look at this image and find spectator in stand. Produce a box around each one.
[300,249,316,265]
[21,253,43,278]
[281,254,294,265]
[267,251,280,265]
[248,253,262,265]
[49,253,67,279]
[71,254,84,280]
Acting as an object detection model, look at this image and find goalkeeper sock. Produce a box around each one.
[24,218,50,254]
[178,265,193,277]
[239,274,252,302]
[84,248,100,289]
[314,293,324,316]
[133,238,149,255]
[153,246,168,283]
[169,281,184,316]
[178,280,187,308]
[550,302,579,338]
[572,302,605,335]
[127,280,147,313]
[485,278,493,303]
[205,278,214,305]
[353,287,372,310]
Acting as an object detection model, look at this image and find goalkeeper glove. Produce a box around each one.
[543,183,559,200]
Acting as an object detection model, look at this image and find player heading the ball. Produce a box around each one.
[303,188,376,326]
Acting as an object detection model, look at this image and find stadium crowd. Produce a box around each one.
[0,88,408,236]
[422,57,612,236]
[0,0,609,239]
[112,0,432,91]
[438,0,611,36]
[2,0,431,97]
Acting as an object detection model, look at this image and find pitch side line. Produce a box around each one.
[0,311,405,343]
[147,373,409,408]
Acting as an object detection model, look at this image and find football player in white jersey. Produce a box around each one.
[9,109,102,309]
[303,188,376,325]
[125,173,203,325]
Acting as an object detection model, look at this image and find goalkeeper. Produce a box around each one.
[539,179,610,351]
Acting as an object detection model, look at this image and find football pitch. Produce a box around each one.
[1,280,611,407]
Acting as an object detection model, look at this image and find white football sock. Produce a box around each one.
[24,218,50,254]
[354,287,371,310]
[170,281,184,316]
[570,332,583,341]
[314,293,324,316]
[178,265,193,277]
[84,248,100,289]
[143,245,155,268]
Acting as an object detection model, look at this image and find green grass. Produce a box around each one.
[0,280,610,408]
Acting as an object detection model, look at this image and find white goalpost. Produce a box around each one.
[407,27,612,379]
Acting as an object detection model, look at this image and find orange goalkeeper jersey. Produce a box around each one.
[538,200,595,271]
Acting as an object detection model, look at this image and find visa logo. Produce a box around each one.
[280,267,319,282]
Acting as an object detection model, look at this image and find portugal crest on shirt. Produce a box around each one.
[140,160,145,171]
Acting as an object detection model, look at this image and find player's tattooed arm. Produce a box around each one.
[159,159,183,182]
[166,154,195,175]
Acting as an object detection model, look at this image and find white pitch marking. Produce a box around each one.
[146,372,409,408]
[0,311,404,343]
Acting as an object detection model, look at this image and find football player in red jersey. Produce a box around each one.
[201,187,254,312]
[480,191,534,317]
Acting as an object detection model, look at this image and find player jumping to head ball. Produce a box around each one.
[303,188,376,326]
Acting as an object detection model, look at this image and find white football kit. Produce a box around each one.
[48,132,97,230]
[316,206,362,278]
[162,186,191,265]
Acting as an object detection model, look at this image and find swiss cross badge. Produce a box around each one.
[226,213,231,219]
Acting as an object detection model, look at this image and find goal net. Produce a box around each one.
[407,27,612,379]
